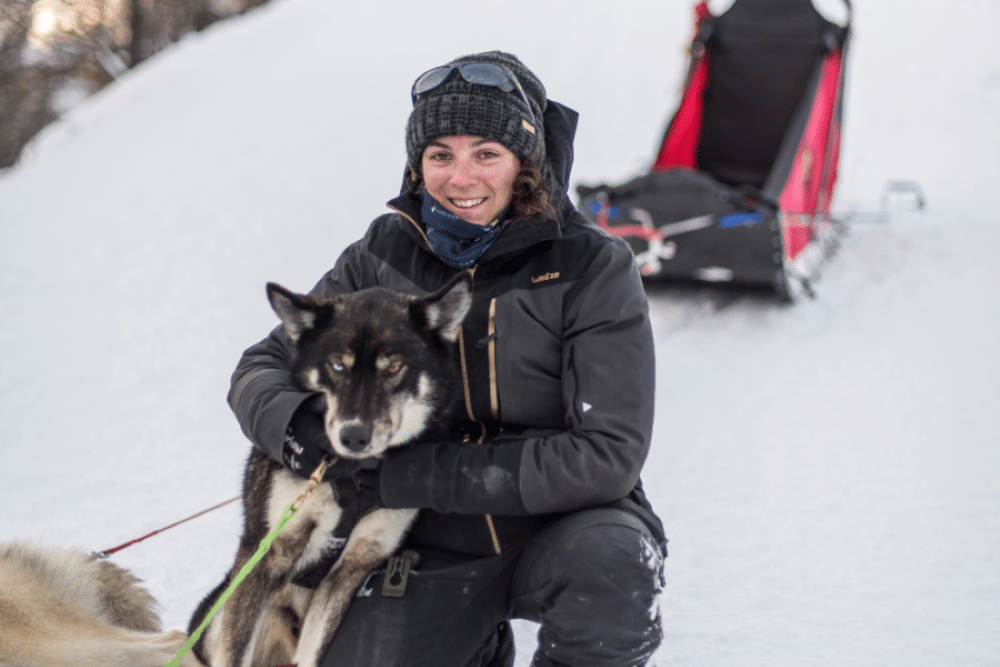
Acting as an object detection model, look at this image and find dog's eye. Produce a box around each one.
[329,362,345,374]
[385,361,402,375]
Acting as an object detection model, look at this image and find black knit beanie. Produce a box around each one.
[406,51,547,177]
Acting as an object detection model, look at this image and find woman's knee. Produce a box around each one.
[514,509,665,616]
[512,510,665,666]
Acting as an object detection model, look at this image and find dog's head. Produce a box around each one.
[266,272,473,459]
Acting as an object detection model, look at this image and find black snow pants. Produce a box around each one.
[317,503,666,667]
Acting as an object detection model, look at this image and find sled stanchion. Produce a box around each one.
[166,458,330,667]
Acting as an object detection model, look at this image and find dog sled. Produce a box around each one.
[576,0,852,300]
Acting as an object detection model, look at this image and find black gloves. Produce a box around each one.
[282,394,365,480]
[354,467,385,508]
[333,471,383,523]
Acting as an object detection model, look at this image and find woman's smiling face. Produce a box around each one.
[421,135,520,226]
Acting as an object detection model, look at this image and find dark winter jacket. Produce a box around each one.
[229,101,662,559]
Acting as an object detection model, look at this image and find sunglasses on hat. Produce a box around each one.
[411,62,536,128]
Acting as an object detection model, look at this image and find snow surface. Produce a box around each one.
[2,0,998,665]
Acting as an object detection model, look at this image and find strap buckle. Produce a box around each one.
[381,549,421,597]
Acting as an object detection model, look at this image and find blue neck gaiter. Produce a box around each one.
[421,193,510,269]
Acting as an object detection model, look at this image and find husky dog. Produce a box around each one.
[0,540,205,667]
[190,272,473,667]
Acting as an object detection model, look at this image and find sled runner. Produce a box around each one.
[577,0,852,300]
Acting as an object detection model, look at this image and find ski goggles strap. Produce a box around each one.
[411,62,536,126]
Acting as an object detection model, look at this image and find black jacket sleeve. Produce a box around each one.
[228,325,312,463]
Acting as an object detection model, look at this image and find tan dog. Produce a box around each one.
[0,540,204,667]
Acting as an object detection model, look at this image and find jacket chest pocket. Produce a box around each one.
[489,287,566,430]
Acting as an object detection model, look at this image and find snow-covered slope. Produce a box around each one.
[1,0,997,664]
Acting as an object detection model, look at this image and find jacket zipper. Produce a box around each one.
[488,298,499,420]
[484,297,501,554]
[457,326,503,556]
[457,327,484,443]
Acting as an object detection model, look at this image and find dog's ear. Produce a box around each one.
[412,271,473,344]
[266,283,330,343]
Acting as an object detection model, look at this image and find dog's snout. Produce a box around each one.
[339,424,372,452]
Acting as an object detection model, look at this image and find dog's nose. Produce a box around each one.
[339,424,372,452]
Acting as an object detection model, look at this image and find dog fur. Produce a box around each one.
[189,272,473,667]
[0,540,205,667]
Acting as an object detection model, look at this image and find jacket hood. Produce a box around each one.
[541,100,579,215]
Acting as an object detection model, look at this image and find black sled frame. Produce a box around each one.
[577,0,852,300]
